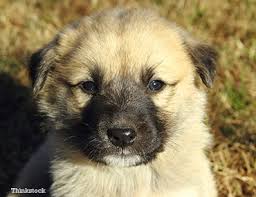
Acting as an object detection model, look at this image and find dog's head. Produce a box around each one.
[30,8,217,167]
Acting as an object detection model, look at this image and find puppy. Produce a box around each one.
[9,8,218,197]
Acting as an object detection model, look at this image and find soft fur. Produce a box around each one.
[9,7,218,197]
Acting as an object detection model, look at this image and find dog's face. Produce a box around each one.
[30,8,217,167]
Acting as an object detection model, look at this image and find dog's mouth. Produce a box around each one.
[82,135,163,167]
[63,128,163,167]
[101,145,159,167]
[103,154,143,167]
[96,147,160,167]
[60,119,166,167]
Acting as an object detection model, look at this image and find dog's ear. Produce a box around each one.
[29,39,58,96]
[29,21,84,96]
[179,29,218,88]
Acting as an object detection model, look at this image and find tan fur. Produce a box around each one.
[9,7,217,197]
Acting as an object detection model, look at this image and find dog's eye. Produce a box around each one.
[148,80,165,91]
[80,81,98,94]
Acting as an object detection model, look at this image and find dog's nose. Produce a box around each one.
[107,128,136,147]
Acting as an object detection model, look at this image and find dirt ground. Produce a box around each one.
[0,0,255,196]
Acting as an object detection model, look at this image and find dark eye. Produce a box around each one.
[148,80,165,91]
[80,81,98,94]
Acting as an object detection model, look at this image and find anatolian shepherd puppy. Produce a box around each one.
[9,7,218,197]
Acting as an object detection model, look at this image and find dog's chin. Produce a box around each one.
[102,155,144,167]
[100,148,161,167]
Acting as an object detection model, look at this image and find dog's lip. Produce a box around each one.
[107,153,139,158]
[103,154,143,167]
[120,148,133,155]
[104,147,139,158]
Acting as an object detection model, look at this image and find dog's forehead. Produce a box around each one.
[58,10,193,83]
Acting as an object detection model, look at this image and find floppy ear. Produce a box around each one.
[29,20,85,96]
[179,29,218,88]
[29,39,58,96]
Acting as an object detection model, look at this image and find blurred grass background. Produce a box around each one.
[0,0,255,196]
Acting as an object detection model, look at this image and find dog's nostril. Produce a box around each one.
[107,128,136,147]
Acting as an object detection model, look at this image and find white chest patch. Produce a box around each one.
[165,187,199,197]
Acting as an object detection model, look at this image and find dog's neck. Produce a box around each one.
[50,158,154,197]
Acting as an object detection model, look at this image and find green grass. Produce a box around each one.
[225,83,249,111]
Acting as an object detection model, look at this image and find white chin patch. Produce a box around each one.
[103,155,142,167]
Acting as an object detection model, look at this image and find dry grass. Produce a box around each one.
[0,0,255,196]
